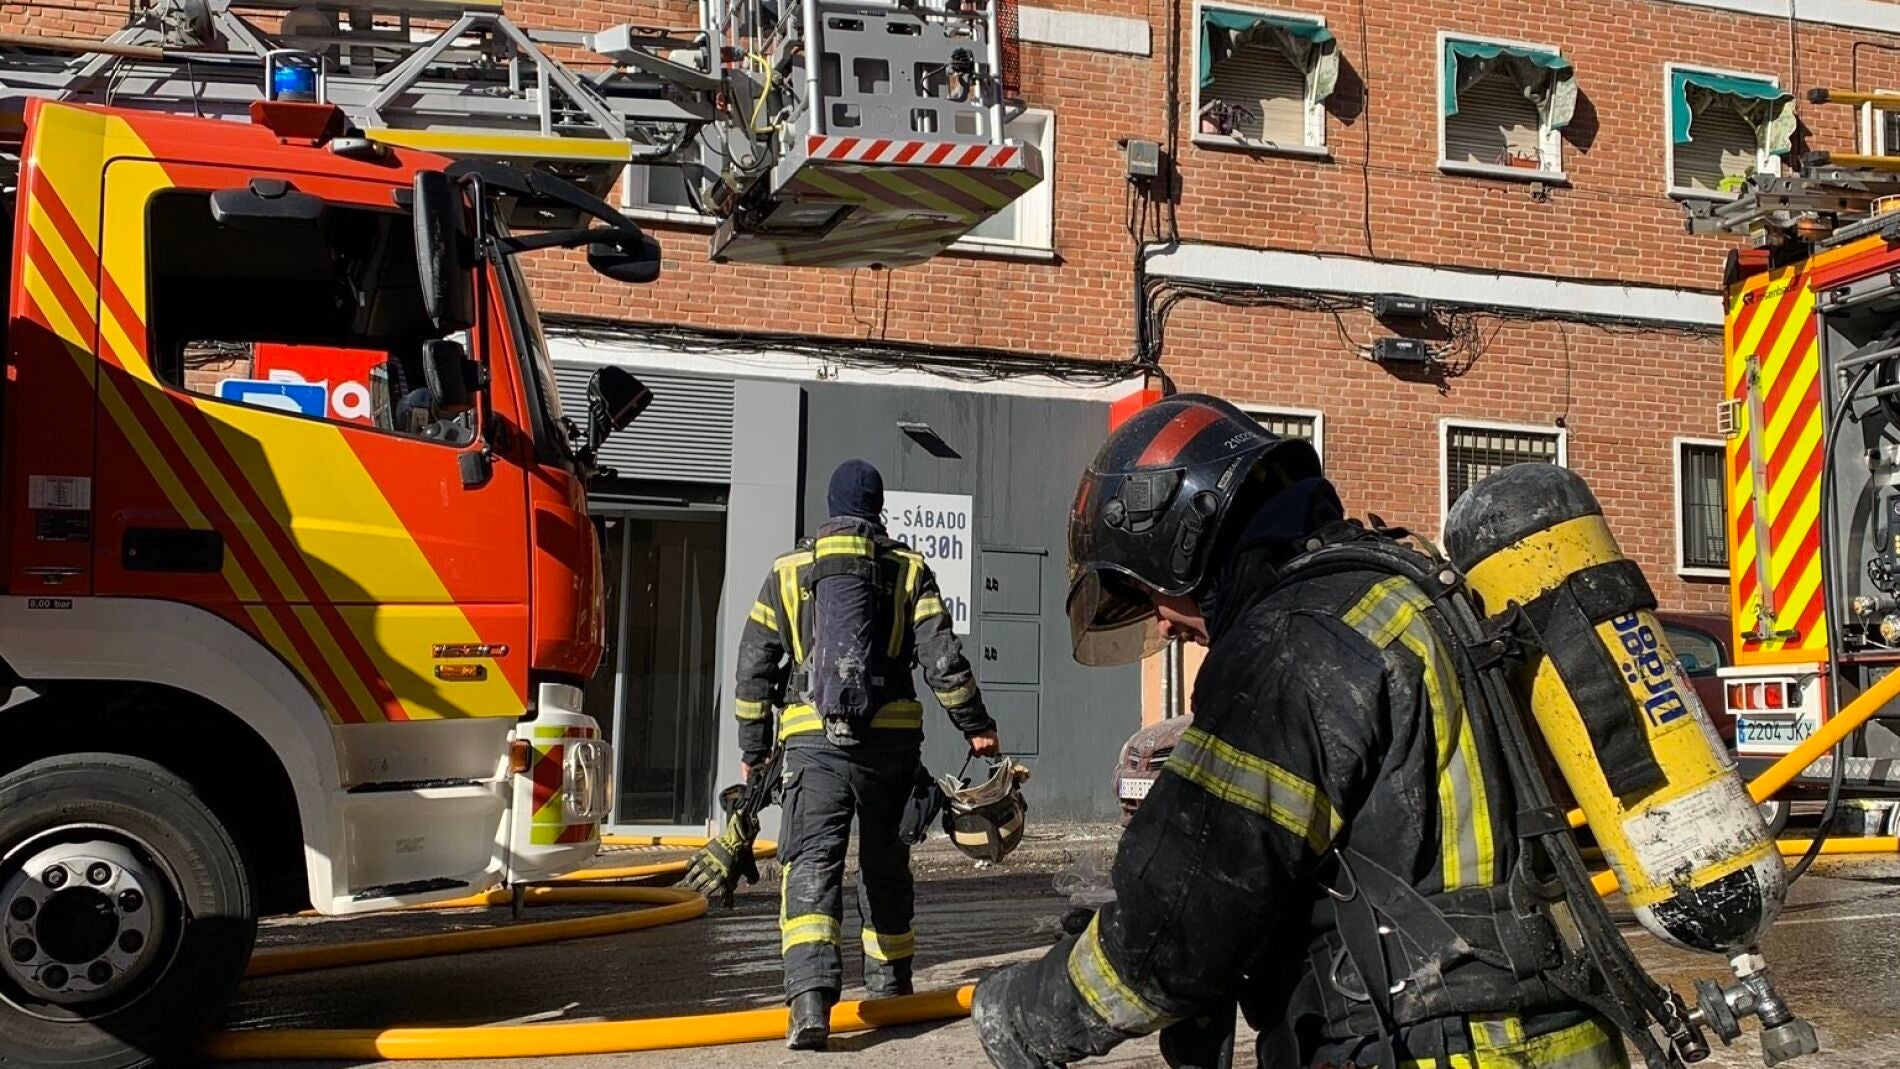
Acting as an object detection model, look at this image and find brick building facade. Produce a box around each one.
[10,0,1893,606]
[10,0,1899,819]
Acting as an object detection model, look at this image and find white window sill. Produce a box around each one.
[1438,160,1569,185]
[947,241,1059,263]
[1193,134,1331,160]
[623,206,718,229]
[1678,566,1731,580]
[1668,187,1743,203]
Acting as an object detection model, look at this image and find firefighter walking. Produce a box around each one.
[972,397,1626,1069]
[735,459,1000,1050]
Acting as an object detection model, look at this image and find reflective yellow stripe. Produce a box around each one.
[891,551,923,657]
[815,534,876,559]
[782,914,842,954]
[736,698,768,721]
[871,701,924,729]
[1468,1014,1527,1050]
[1405,1018,1624,1069]
[934,682,977,708]
[749,600,778,632]
[861,928,917,962]
[775,700,924,740]
[1167,727,1340,851]
[777,705,823,739]
[914,594,947,624]
[1064,914,1175,1034]
[1342,577,1496,890]
[776,555,808,663]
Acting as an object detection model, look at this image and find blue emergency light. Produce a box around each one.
[265,50,324,103]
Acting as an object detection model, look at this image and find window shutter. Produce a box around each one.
[1674,97,1759,193]
[1205,42,1307,145]
[1445,71,1541,166]
[553,365,736,484]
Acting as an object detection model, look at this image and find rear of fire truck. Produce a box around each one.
[1699,88,1900,834]
[0,0,1040,1063]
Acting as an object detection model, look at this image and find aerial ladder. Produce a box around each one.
[0,0,1042,268]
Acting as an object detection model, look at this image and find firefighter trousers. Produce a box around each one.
[779,740,919,1002]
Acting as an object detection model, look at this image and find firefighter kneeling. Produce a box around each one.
[974,396,1631,1069]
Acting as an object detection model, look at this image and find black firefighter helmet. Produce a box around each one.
[1066,394,1320,666]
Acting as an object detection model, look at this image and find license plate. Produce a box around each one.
[1119,776,1154,802]
[1736,713,1820,756]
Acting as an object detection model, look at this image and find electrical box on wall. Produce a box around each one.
[1372,337,1432,364]
[1372,294,1433,319]
[1123,139,1162,180]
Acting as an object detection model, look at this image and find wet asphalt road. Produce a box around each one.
[217,837,1900,1069]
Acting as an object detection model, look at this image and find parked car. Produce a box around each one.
[1109,610,1739,826]
[1112,715,1193,824]
[1655,610,1734,748]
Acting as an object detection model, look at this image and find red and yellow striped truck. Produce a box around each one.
[1720,223,1900,829]
[0,97,653,1065]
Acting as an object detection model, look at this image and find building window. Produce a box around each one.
[1667,66,1793,198]
[1243,407,1323,458]
[1439,35,1576,179]
[956,110,1057,254]
[1677,439,1729,575]
[1193,4,1339,153]
[1859,94,1900,157]
[1442,421,1564,517]
[622,161,710,225]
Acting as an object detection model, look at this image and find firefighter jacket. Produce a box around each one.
[973,534,1621,1069]
[734,519,994,764]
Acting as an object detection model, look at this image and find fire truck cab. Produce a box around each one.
[0,97,650,1065]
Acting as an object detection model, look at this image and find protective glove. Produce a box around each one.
[683,810,760,906]
[972,964,1064,1069]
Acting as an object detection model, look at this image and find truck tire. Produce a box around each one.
[0,754,256,1069]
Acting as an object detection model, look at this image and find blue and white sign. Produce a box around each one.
[882,491,974,635]
[216,378,328,418]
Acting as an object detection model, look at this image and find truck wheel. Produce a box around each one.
[1759,799,1790,838]
[0,754,256,1069]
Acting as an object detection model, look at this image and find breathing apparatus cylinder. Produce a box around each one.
[1445,464,1784,958]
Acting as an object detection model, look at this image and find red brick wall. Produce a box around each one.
[12,0,1897,612]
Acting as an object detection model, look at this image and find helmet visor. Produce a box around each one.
[1067,566,1166,668]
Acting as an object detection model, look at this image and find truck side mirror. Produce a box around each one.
[586,231,663,285]
[587,366,651,447]
[420,338,475,415]
[412,170,476,334]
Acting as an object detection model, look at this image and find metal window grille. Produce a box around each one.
[1680,443,1729,570]
[1445,425,1559,511]
[1885,109,1900,157]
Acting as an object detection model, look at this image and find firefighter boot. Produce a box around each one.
[788,989,835,1050]
[866,958,914,998]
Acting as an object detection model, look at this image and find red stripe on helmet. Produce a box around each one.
[1135,405,1223,468]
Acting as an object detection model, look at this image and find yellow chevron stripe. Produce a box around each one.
[1766,429,1822,586]
[1759,356,1818,472]
[1756,290,1815,395]
[1765,410,1822,527]
[1734,269,1800,369]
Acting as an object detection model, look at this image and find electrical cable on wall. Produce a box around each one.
[546,314,1147,386]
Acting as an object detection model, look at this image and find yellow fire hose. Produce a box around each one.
[205,986,978,1061]
[215,690,1900,1063]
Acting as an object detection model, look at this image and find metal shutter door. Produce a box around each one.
[553,365,736,483]
[1445,71,1542,166]
[1206,43,1306,144]
[1673,99,1758,193]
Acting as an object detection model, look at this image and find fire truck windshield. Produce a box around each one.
[492,244,575,463]
[146,188,476,443]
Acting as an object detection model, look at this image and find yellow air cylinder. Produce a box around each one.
[1445,464,1784,956]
